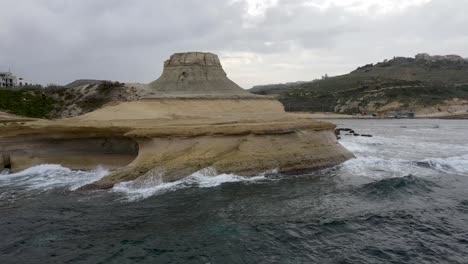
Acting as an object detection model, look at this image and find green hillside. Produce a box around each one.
[250,55,468,114]
[0,88,56,118]
[0,81,125,119]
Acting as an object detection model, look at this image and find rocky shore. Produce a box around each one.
[1,52,354,189]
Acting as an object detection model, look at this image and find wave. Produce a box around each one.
[420,154,468,174]
[340,133,468,158]
[112,168,267,202]
[0,164,110,191]
[354,174,438,198]
[1,147,466,202]
[341,153,468,180]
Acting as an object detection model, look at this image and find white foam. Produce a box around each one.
[342,156,414,179]
[112,167,267,202]
[8,164,71,177]
[340,140,376,154]
[0,164,110,191]
[423,154,468,175]
[339,127,468,180]
[341,152,468,181]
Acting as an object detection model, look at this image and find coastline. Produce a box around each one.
[293,112,468,120]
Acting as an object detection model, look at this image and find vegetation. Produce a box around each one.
[0,81,126,119]
[97,81,125,96]
[250,56,468,113]
[0,88,56,118]
[75,81,125,112]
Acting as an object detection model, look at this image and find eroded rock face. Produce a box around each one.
[83,128,353,190]
[0,125,138,171]
[148,52,259,98]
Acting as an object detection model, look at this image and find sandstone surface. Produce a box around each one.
[0,52,354,189]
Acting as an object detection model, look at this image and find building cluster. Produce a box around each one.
[415,53,468,63]
[0,71,34,88]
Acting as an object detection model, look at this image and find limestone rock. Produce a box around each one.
[148,52,261,98]
[0,52,354,190]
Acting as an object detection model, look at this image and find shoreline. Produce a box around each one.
[292,112,468,120]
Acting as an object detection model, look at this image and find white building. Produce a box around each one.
[0,71,34,87]
[0,72,17,87]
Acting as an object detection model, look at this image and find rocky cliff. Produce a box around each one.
[1,52,353,189]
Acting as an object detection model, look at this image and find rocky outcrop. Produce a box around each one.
[147,52,261,98]
[0,52,354,189]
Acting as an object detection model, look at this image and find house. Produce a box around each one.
[0,72,17,87]
[0,71,34,87]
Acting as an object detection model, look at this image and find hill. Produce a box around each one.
[250,54,468,116]
[0,81,147,119]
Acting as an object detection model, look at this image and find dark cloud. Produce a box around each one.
[0,0,467,88]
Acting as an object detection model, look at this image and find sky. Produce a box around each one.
[1,0,467,88]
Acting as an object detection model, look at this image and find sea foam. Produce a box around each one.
[112,168,267,202]
[0,164,110,191]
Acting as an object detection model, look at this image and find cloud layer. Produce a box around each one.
[0,0,467,87]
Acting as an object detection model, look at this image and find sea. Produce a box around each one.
[1,119,467,264]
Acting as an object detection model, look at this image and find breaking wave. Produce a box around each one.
[0,165,269,202]
[0,164,110,192]
[420,154,468,174]
[341,154,468,180]
[112,168,268,202]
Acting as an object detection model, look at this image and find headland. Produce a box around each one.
[0,52,354,189]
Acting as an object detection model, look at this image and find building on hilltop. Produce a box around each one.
[415,53,465,63]
[0,71,34,87]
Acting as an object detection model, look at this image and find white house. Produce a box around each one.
[0,71,34,87]
[0,72,17,87]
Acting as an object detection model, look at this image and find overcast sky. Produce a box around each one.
[1,0,467,88]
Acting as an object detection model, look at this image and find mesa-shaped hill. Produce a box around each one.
[147,52,261,98]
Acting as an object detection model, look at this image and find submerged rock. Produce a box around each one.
[0,52,354,190]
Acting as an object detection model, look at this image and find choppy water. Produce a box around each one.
[1,119,468,263]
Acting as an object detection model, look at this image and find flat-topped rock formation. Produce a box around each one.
[147,52,263,99]
[0,52,354,190]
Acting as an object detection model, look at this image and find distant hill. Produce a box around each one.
[250,81,309,95]
[249,54,468,115]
